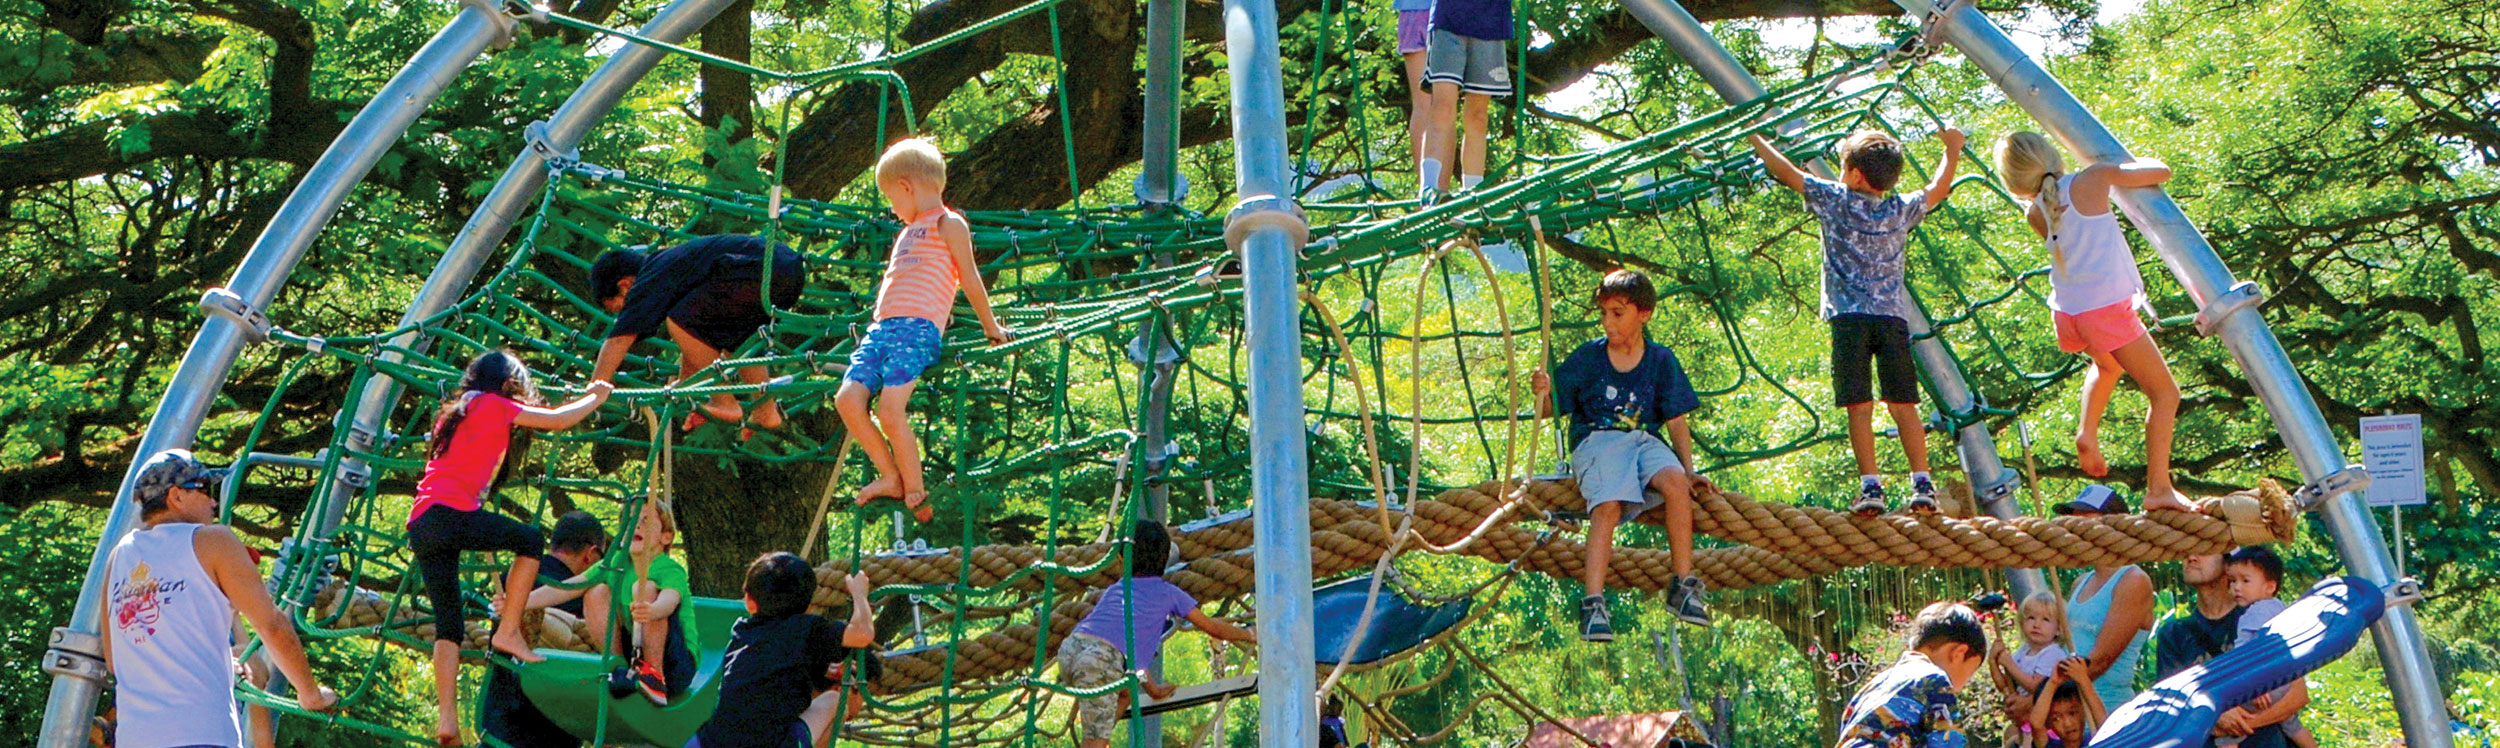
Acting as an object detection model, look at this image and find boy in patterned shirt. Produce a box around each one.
[1749,127,1965,515]
[1837,602,1989,748]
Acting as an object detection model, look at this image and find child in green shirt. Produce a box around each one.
[625,496,698,705]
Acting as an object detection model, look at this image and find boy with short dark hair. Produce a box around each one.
[690,553,880,748]
[1748,127,1966,515]
[1836,602,1988,748]
[2217,546,2314,748]
[1529,269,1713,641]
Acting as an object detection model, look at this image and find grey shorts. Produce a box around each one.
[1423,28,1510,96]
[1571,430,1683,508]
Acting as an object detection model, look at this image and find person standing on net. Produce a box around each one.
[104,449,338,748]
[1530,269,1714,641]
[1748,127,1966,515]
[1416,0,1510,203]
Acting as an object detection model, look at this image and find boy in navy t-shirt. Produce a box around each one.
[690,553,880,748]
[1530,269,1713,641]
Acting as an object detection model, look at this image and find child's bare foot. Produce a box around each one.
[901,490,934,523]
[2141,485,2195,513]
[2076,437,2109,477]
[489,627,544,664]
[701,398,745,426]
[434,713,462,746]
[751,401,785,430]
[854,475,903,505]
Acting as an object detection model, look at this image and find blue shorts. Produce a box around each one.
[846,317,942,391]
[1570,430,1684,508]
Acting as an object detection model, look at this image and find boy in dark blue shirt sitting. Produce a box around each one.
[689,553,879,748]
[1530,269,1713,641]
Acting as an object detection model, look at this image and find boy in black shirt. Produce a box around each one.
[690,552,879,748]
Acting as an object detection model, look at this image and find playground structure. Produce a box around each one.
[27,0,2454,746]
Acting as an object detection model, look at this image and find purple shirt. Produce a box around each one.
[1070,577,1200,672]
[1430,0,1513,41]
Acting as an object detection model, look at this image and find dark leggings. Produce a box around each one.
[407,505,545,643]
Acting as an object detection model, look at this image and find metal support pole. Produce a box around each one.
[301,0,739,544]
[1618,0,2047,601]
[1137,0,1186,205]
[1221,0,1317,744]
[34,4,516,746]
[1891,1,2448,743]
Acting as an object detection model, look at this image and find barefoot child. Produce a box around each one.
[1837,602,1989,748]
[1991,592,2075,746]
[588,235,806,432]
[621,496,697,705]
[407,350,610,743]
[1529,269,1713,640]
[841,138,1009,522]
[1057,520,1257,748]
[691,553,880,748]
[1993,132,2191,512]
[1749,128,1965,515]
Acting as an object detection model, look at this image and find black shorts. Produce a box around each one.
[668,254,805,352]
[1830,313,1919,407]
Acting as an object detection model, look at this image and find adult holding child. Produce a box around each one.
[2054,488,2156,712]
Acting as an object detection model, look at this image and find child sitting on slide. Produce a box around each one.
[1993,132,2192,513]
[841,138,1009,523]
[690,553,879,748]
[619,496,696,706]
[1991,592,2075,747]
[1055,520,1257,748]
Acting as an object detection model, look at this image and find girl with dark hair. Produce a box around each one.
[407,349,610,745]
[1054,520,1257,748]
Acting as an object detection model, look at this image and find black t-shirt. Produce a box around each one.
[695,613,852,748]
[480,557,587,748]
[605,234,803,341]
[2153,602,2243,679]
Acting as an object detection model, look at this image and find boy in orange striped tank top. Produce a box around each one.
[842,138,1008,521]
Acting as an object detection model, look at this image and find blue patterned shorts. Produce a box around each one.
[846,316,942,391]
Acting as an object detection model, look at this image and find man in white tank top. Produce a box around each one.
[102,449,336,748]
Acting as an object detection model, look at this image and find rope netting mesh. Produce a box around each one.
[207,5,2265,744]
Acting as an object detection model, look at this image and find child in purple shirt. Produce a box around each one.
[1057,520,1257,748]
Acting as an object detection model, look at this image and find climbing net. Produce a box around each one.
[200,2,2297,745]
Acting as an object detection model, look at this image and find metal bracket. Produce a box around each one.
[1132,170,1191,207]
[1221,194,1310,254]
[523,120,580,168]
[460,0,520,49]
[2291,464,2373,512]
[2382,578,2425,608]
[2194,281,2265,337]
[1974,468,2020,503]
[42,629,107,684]
[335,460,374,490]
[199,287,271,344]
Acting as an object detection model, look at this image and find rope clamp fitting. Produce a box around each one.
[524,120,580,168]
[200,287,271,344]
[2383,578,2425,608]
[1222,194,1310,255]
[336,461,374,490]
[2194,280,2265,337]
[2291,464,2372,512]
[42,628,107,684]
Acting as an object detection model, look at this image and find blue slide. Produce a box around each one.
[2092,576,2387,748]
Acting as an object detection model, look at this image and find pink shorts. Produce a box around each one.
[1397,10,1430,54]
[2053,301,2148,355]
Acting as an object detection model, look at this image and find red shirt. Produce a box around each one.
[409,393,522,523]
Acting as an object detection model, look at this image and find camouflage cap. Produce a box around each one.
[133,449,230,506]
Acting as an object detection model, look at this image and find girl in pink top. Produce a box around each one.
[840,139,1008,522]
[407,349,608,745]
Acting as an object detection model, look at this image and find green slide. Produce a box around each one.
[511,596,747,747]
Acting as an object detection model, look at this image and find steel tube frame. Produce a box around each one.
[34,5,516,747]
[304,0,740,544]
[1619,0,2048,601]
[1222,0,1318,743]
[1888,0,2449,743]
[1138,0,1185,205]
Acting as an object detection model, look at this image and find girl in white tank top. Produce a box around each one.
[1995,132,2196,514]
[107,523,244,748]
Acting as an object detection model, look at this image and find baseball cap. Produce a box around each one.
[2051,484,2129,515]
[134,449,231,506]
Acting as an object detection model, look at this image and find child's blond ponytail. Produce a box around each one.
[1995,132,2069,273]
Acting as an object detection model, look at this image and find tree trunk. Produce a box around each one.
[672,409,847,596]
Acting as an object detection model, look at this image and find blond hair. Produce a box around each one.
[875,137,948,192]
[1995,131,2068,273]
[641,495,678,539]
[2019,590,2074,651]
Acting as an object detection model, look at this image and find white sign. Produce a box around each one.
[2358,414,2427,507]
